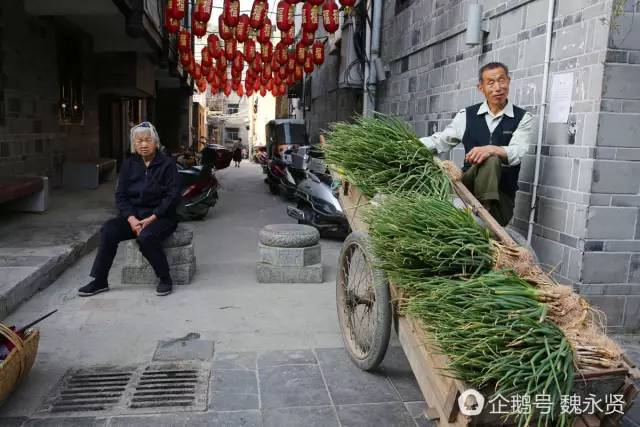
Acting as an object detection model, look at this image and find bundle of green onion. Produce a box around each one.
[323,114,450,199]
[399,272,574,427]
[366,194,494,279]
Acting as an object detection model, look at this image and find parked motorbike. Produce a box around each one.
[264,154,304,199]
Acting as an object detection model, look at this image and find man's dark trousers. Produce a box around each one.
[90,217,178,283]
[462,156,515,226]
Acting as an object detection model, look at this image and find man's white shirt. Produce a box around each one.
[419,100,535,166]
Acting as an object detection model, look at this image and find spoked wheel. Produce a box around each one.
[336,231,392,371]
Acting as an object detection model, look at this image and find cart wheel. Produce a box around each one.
[336,231,392,371]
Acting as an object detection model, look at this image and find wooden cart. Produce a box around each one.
[333,175,638,427]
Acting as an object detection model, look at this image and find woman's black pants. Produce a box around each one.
[90,216,178,283]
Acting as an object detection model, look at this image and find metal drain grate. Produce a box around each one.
[49,369,134,413]
[129,367,199,409]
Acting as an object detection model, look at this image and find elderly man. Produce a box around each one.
[420,62,534,226]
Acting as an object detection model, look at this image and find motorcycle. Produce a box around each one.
[264,154,305,199]
[176,144,231,221]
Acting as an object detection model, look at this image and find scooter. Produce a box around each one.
[264,154,304,199]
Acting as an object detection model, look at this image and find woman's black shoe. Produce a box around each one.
[78,280,109,297]
[156,280,172,296]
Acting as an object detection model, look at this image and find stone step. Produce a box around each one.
[256,262,323,284]
[125,242,195,268]
[258,243,321,267]
[121,258,196,286]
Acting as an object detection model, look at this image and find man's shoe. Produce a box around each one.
[156,280,173,296]
[78,280,109,297]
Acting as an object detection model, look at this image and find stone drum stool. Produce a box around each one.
[257,224,323,283]
[121,223,196,286]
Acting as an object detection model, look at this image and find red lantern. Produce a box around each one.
[279,83,287,96]
[282,25,295,45]
[237,84,244,97]
[201,47,212,67]
[225,39,237,60]
[312,40,325,65]
[219,71,227,84]
[246,86,254,97]
[207,34,220,58]
[287,73,295,86]
[322,0,339,33]
[304,49,315,73]
[197,77,207,92]
[257,18,272,44]
[295,41,306,65]
[187,56,196,74]
[295,64,303,80]
[274,73,282,86]
[279,65,287,79]
[223,0,240,27]
[193,63,203,79]
[206,68,216,82]
[271,85,279,97]
[236,14,250,42]
[164,12,180,33]
[178,28,191,52]
[302,3,319,33]
[285,0,299,5]
[250,0,268,29]
[276,1,292,32]
[180,51,191,67]
[232,79,239,91]
[167,0,186,19]
[217,55,228,72]
[252,56,262,73]
[219,15,234,40]
[286,51,296,73]
[233,52,244,71]
[261,41,273,62]
[275,42,287,65]
[244,39,256,62]
[194,0,213,22]
[302,30,315,47]
[193,17,207,37]
[339,0,356,7]
[224,81,232,96]
[260,86,267,97]
[254,80,261,91]
[263,62,273,79]
[265,79,273,91]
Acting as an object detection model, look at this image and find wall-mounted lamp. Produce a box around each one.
[465,4,489,45]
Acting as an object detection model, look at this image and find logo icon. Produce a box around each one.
[458,389,485,416]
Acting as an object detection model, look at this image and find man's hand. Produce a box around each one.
[465,146,507,165]
[138,214,158,231]
[127,215,143,236]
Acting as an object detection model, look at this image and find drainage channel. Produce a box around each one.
[36,363,210,417]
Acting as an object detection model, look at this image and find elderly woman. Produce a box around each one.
[78,122,181,297]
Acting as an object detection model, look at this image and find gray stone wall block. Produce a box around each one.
[256,263,323,283]
[616,148,640,161]
[582,295,625,327]
[591,160,640,194]
[554,24,587,60]
[622,100,640,114]
[531,235,565,271]
[603,64,640,100]
[536,196,568,232]
[540,156,573,189]
[525,0,550,28]
[524,36,546,68]
[604,240,640,252]
[623,296,640,332]
[630,254,640,283]
[258,244,321,267]
[500,7,523,37]
[597,113,640,148]
[578,284,640,296]
[586,206,639,239]
[612,195,640,207]
[581,252,630,283]
[609,15,640,50]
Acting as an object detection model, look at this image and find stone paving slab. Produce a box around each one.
[262,406,339,427]
[336,402,418,427]
[152,334,215,361]
[257,349,317,367]
[212,351,258,370]
[259,364,332,409]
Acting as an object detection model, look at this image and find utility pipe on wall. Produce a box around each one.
[527,0,556,244]
[363,0,384,116]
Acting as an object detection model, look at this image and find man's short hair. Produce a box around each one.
[478,62,509,82]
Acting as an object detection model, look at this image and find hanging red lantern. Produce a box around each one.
[302,3,319,32]
[210,82,218,93]
[193,16,207,37]
[261,41,273,62]
[263,62,273,79]
[217,55,228,72]
[233,51,244,72]
[178,28,191,52]
[223,80,232,96]
[286,51,296,73]
[197,77,207,92]
[201,47,212,67]
[225,39,237,60]
[271,85,279,97]
[193,63,203,79]
[295,64,303,80]
[274,73,282,86]
[207,34,220,58]
[219,15,235,40]
[219,71,228,84]
[271,55,279,71]
[285,0,299,5]
[302,30,315,47]
[275,42,287,65]
[180,51,191,67]
[257,18,272,44]
[202,63,211,77]
[276,1,292,32]
[187,56,196,74]
[322,0,340,33]
[252,56,262,74]
[244,39,256,62]
[265,79,273,92]
[312,40,325,65]
[246,86,254,97]
[223,0,240,27]
[206,68,216,82]
[232,79,239,91]
[236,14,250,42]
[250,0,268,29]
[237,84,244,97]
[194,0,213,22]
[280,83,287,95]
[278,65,287,79]
[164,12,180,33]
[287,72,295,86]
[282,25,295,45]
[339,0,356,8]
[231,68,241,80]
[167,0,186,20]
[295,41,306,65]
[260,86,267,97]
[254,80,261,91]
[304,49,315,73]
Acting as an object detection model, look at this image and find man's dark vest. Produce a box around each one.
[462,102,526,198]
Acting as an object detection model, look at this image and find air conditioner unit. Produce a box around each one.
[337,17,363,89]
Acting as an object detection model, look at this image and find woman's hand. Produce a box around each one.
[139,214,158,231]
[127,216,143,236]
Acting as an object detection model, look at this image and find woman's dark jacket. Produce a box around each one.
[115,152,181,220]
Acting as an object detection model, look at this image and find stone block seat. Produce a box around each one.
[121,223,196,286]
[0,175,49,212]
[257,224,323,283]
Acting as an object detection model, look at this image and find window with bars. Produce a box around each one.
[227,103,239,114]
[225,127,239,141]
